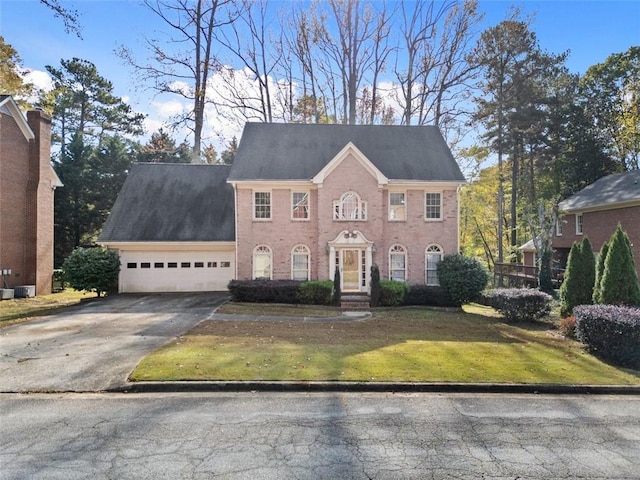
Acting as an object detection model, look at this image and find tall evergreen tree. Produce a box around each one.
[560,237,595,316]
[598,225,640,306]
[592,241,609,304]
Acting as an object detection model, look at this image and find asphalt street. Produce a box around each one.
[2,392,639,479]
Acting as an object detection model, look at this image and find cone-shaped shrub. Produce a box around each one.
[370,265,381,307]
[592,241,609,304]
[332,268,341,306]
[598,225,640,306]
[538,249,554,294]
[560,237,595,316]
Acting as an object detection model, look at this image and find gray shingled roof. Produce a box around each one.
[228,123,464,182]
[559,170,640,212]
[98,163,235,242]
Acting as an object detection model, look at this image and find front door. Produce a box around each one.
[342,249,361,292]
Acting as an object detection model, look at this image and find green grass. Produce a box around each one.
[131,304,640,385]
[0,289,94,326]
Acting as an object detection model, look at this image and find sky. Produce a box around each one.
[1,0,639,150]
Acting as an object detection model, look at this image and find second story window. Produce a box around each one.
[334,191,367,221]
[292,192,309,220]
[389,192,406,221]
[254,191,271,220]
[425,192,442,220]
[556,218,563,236]
[576,214,583,235]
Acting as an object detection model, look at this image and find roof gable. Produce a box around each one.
[559,170,640,213]
[98,163,235,243]
[228,123,465,183]
[0,95,34,141]
[312,142,388,186]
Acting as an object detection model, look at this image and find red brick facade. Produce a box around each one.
[235,149,461,291]
[553,207,640,273]
[0,99,57,295]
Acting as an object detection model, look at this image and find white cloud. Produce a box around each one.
[151,99,185,118]
[22,69,53,92]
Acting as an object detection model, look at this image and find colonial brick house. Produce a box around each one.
[554,170,640,274]
[99,123,465,293]
[0,95,62,296]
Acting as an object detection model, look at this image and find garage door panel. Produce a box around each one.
[119,250,234,292]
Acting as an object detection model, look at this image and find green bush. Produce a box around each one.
[62,247,120,297]
[491,288,553,322]
[437,254,489,305]
[597,225,640,306]
[227,280,302,303]
[378,280,409,306]
[298,281,333,305]
[575,304,640,369]
[404,285,459,307]
[370,265,381,307]
[560,237,595,316]
[332,268,341,306]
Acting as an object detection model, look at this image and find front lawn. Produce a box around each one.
[130,305,640,385]
[0,289,94,326]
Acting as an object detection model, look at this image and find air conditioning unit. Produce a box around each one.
[14,285,36,298]
[0,289,14,300]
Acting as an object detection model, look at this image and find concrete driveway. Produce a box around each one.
[0,293,228,393]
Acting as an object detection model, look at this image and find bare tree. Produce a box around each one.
[394,0,482,145]
[118,0,240,163]
[40,0,82,37]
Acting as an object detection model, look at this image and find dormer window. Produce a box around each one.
[333,192,367,221]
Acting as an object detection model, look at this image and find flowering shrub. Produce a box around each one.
[490,288,553,322]
[574,304,640,369]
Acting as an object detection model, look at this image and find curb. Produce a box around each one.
[113,381,640,395]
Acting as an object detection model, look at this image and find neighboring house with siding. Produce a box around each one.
[0,95,62,296]
[99,123,465,293]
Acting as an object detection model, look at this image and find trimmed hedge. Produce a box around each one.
[379,280,409,306]
[404,285,460,308]
[298,280,333,305]
[575,304,640,369]
[490,288,553,322]
[227,279,302,303]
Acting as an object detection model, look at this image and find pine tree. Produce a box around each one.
[599,225,640,305]
[592,241,609,303]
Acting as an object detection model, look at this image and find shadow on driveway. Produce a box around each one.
[0,293,229,393]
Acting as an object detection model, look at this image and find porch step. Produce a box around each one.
[340,294,371,311]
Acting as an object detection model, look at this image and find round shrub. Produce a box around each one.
[378,280,409,306]
[62,247,120,297]
[575,304,640,369]
[437,254,489,306]
[298,280,333,305]
[491,288,553,322]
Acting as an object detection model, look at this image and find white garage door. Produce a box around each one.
[119,250,234,292]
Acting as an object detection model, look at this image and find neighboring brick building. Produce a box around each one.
[100,123,465,293]
[553,170,640,275]
[0,95,62,295]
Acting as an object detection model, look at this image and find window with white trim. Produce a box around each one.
[389,192,406,221]
[333,192,367,220]
[556,218,563,236]
[253,245,272,279]
[425,245,443,286]
[292,192,309,220]
[425,192,442,220]
[291,245,310,281]
[389,244,407,282]
[576,214,583,235]
[253,191,271,220]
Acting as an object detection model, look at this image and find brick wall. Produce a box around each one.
[553,207,640,274]
[235,152,460,285]
[0,108,54,294]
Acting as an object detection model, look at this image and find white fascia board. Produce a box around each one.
[0,96,34,141]
[387,180,466,189]
[99,241,236,252]
[559,199,640,214]
[312,142,388,187]
[228,180,316,189]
